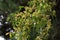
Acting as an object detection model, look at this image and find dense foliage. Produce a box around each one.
[0,0,19,13]
[7,0,56,40]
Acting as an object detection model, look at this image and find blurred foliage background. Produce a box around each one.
[0,0,57,40]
